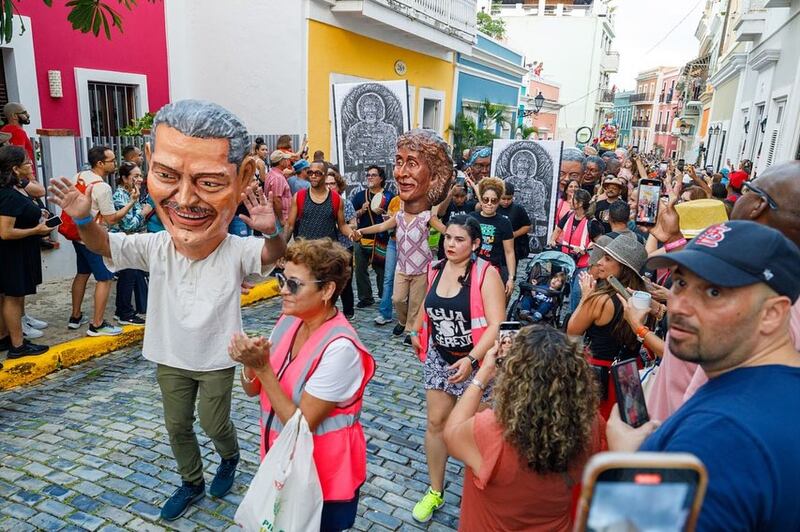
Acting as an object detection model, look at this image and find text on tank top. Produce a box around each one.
[425,267,473,354]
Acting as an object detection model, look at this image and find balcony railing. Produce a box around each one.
[632,119,650,128]
[599,90,615,103]
[630,92,650,103]
[333,0,477,46]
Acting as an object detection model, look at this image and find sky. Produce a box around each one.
[610,0,706,91]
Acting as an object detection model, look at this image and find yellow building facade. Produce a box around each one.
[306,20,456,159]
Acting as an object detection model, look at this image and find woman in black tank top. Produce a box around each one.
[407,215,506,522]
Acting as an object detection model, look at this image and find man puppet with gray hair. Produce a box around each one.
[49,100,285,520]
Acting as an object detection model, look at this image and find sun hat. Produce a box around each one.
[646,220,800,303]
[292,159,310,172]
[602,176,624,189]
[593,234,648,278]
[675,198,728,239]
[270,150,292,164]
[589,234,613,266]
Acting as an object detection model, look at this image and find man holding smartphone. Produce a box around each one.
[607,221,800,531]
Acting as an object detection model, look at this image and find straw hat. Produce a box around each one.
[594,234,648,278]
[675,199,729,239]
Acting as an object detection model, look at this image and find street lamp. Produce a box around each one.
[522,91,545,117]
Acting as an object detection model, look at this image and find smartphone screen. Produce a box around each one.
[498,321,521,360]
[636,179,661,226]
[455,175,465,187]
[587,467,702,531]
[45,215,62,228]
[612,358,649,428]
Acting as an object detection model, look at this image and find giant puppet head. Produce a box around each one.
[598,123,619,152]
[394,128,454,214]
[147,100,256,259]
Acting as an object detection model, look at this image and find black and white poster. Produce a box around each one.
[332,80,410,195]
[491,139,563,253]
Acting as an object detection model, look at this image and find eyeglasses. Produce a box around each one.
[742,181,778,210]
[308,170,324,177]
[472,163,491,171]
[366,173,380,178]
[325,181,337,187]
[104,159,117,164]
[275,272,325,295]
[481,196,499,205]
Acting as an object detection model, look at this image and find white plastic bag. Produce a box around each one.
[235,410,323,532]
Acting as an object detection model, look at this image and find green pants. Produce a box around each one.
[156,364,239,484]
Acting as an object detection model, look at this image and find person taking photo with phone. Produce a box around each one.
[607,220,800,532]
[408,215,505,523]
[444,325,604,531]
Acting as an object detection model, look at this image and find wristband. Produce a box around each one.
[408,331,418,337]
[467,354,479,370]
[635,325,650,342]
[263,227,281,240]
[470,378,487,391]
[664,238,688,252]
[74,215,94,226]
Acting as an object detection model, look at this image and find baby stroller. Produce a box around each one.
[507,250,576,328]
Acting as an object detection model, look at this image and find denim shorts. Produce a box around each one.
[73,242,114,281]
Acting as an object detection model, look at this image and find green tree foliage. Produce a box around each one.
[119,112,155,137]
[448,112,499,165]
[515,125,538,139]
[1,0,155,44]
[477,2,505,40]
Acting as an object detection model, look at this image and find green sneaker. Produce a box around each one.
[412,487,444,522]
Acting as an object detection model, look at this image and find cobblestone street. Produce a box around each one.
[0,295,463,531]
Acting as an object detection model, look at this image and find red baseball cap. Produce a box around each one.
[728,170,747,191]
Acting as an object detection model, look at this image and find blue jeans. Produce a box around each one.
[227,217,251,237]
[116,268,147,319]
[378,239,397,320]
[569,266,587,313]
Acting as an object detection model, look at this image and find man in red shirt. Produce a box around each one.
[726,159,752,202]
[1,102,35,167]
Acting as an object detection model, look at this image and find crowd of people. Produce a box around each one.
[3,95,798,531]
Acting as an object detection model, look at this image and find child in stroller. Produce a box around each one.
[507,250,575,327]
[518,272,566,323]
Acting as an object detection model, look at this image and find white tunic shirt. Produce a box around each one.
[106,231,269,371]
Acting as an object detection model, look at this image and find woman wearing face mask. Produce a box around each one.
[468,177,516,297]
[111,161,152,325]
[230,238,375,532]
[409,215,505,523]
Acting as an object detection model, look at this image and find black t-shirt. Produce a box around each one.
[442,199,477,225]
[468,211,513,269]
[497,203,532,260]
[558,213,604,241]
[0,187,40,231]
[350,188,393,240]
[606,228,646,245]
[594,199,614,233]
[581,181,598,195]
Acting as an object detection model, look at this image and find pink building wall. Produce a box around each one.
[17,1,169,130]
[654,71,680,157]
[528,79,559,139]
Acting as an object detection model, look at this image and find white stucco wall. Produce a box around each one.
[502,15,605,142]
[164,0,307,136]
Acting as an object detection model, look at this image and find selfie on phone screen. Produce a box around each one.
[612,358,649,428]
[636,179,661,225]
[498,322,521,360]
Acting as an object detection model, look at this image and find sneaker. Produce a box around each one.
[374,315,392,326]
[22,322,44,339]
[392,323,405,336]
[7,340,49,359]
[160,481,205,521]
[344,312,355,320]
[116,315,146,326]
[209,454,239,498]
[404,335,412,346]
[68,314,90,329]
[87,321,123,337]
[356,299,375,309]
[412,487,444,523]
[0,335,10,352]
[23,315,48,330]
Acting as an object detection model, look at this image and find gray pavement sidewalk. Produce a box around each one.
[0,292,463,531]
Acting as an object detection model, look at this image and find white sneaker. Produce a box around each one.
[22,322,44,339]
[374,315,393,326]
[23,315,48,330]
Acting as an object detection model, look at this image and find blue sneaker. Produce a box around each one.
[209,454,239,498]
[160,481,204,521]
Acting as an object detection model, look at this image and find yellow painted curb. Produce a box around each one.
[0,278,280,391]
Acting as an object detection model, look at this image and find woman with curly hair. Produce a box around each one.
[444,325,604,530]
[468,177,516,296]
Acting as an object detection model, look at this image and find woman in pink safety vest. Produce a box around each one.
[229,238,375,532]
[408,214,506,523]
[555,179,580,226]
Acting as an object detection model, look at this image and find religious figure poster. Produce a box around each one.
[332,80,410,195]
[490,139,564,253]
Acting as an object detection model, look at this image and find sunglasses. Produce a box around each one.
[481,196,499,205]
[742,181,778,210]
[275,272,325,295]
[308,170,324,177]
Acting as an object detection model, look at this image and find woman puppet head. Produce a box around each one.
[394,128,454,213]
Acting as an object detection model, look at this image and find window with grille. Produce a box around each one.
[88,82,138,137]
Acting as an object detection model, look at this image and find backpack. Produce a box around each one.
[296,188,341,220]
[58,173,94,241]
